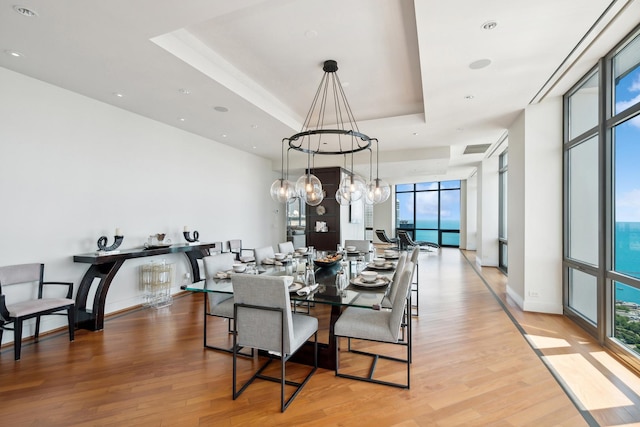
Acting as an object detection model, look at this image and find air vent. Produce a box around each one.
[463,144,491,154]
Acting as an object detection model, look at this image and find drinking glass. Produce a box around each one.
[356,255,365,274]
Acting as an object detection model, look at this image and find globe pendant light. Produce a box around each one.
[335,187,350,205]
[270,131,298,203]
[337,174,366,204]
[295,173,324,206]
[366,178,391,204]
[270,178,295,203]
[365,139,390,204]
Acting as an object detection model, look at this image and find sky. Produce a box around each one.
[615,66,640,222]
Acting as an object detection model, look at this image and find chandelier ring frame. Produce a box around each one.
[286,129,372,155]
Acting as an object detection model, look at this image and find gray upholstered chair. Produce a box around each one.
[228,239,255,263]
[334,261,414,389]
[408,246,420,316]
[343,239,371,253]
[254,246,275,266]
[381,251,408,309]
[277,241,295,255]
[0,263,75,360]
[202,253,246,354]
[232,273,318,412]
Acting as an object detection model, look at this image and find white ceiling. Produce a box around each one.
[1,0,639,184]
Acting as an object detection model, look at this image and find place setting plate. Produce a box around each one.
[215,271,232,279]
[366,262,395,270]
[289,282,304,293]
[350,275,390,288]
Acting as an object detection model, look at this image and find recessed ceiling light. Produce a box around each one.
[178,88,191,95]
[113,92,124,98]
[341,81,350,88]
[469,59,492,70]
[13,5,38,17]
[464,95,474,100]
[413,132,419,136]
[213,106,228,113]
[250,124,258,129]
[305,30,318,38]
[4,49,24,58]
[482,21,497,30]
[221,134,227,138]
[178,117,185,122]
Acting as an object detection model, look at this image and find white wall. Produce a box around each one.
[507,98,563,314]
[461,176,477,250]
[0,67,285,344]
[508,112,526,307]
[522,98,563,313]
[372,191,394,243]
[476,157,499,266]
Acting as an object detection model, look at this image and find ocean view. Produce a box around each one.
[615,222,640,305]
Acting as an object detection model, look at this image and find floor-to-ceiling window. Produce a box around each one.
[612,33,640,359]
[395,180,461,247]
[564,25,640,371]
[499,150,508,273]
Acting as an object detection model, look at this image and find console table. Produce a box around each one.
[73,242,221,331]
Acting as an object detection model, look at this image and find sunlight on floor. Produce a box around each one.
[525,334,571,349]
[543,353,633,410]
[590,351,640,393]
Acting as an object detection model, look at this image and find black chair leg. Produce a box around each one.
[34,315,41,342]
[67,308,75,341]
[14,319,22,360]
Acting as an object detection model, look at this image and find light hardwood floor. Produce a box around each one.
[1,249,638,426]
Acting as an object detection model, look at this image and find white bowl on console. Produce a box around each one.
[274,252,286,260]
[232,263,246,273]
[373,257,386,266]
[360,271,378,283]
[346,246,357,252]
[295,247,308,254]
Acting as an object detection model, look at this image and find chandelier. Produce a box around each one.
[270,60,390,206]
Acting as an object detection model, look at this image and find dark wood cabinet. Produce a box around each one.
[305,167,343,251]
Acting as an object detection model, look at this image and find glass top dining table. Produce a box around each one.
[182,250,401,370]
[182,251,398,310]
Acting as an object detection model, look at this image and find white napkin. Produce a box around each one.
[262,258,275,265]
[297,283,319,296]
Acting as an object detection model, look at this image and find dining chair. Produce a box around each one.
[254,246,276,266]
[228,240,255,263]
[0,263,75,360]
[408,246,420,316]
[277,241,295,255]
[375,229,399,248]
[202,253,252,355]
[196,241,223,282]
[381,251,408,309]
[343,239,372,253]
[232,273,318,412]
[334,261,414,389]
